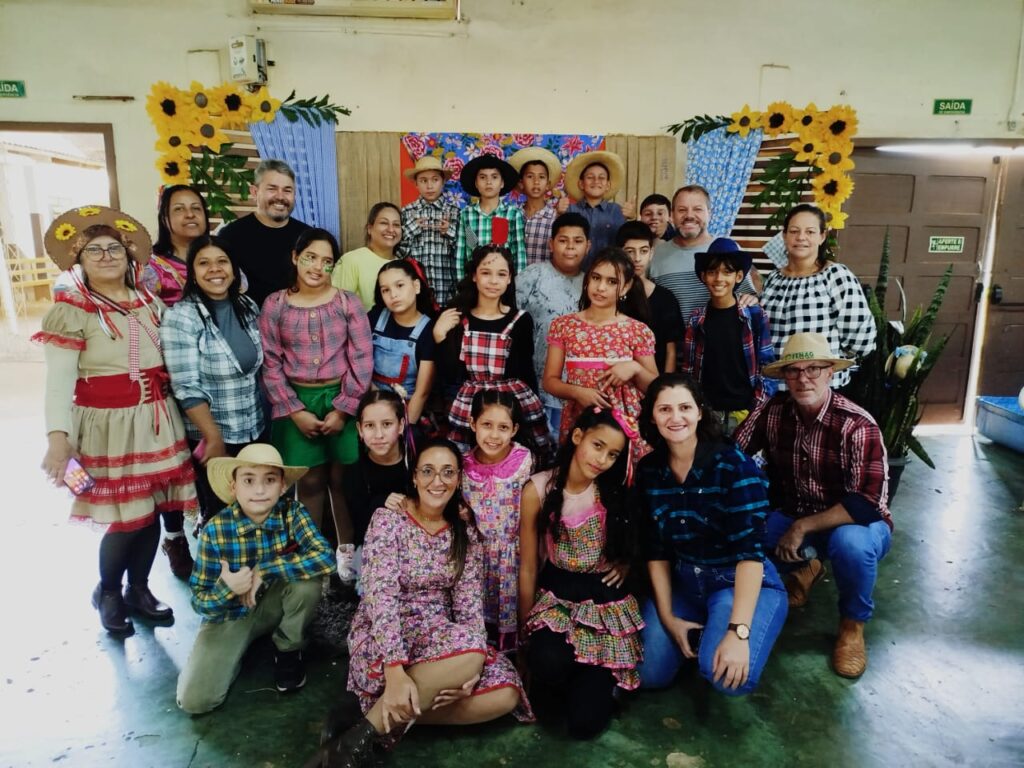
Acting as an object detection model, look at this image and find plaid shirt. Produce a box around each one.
[160,295,266,444]
[637,442,771,566]
[190,498,335,622]
[259,289,374,419]
[455,202,527,283]
[734,390,893,529]
[521,203,557,266]
[679,303,778,408]
[399,196,461,305]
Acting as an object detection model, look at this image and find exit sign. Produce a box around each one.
[933,99,972,115]
[0,80,26,98]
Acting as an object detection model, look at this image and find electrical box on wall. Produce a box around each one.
[229,35,267,85]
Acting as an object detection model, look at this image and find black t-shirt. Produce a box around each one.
[367,306,437,365]
[648,284,684,373]
[219,214,309,307]
[341,454,409,545]
[700,304,755,411]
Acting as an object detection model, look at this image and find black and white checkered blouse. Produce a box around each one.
[760,263,876,388]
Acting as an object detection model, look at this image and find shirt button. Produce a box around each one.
[313,357,321,364]
[311,334,319,341]
[309,311,316,318]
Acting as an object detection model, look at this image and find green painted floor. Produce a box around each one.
[2,361,1022,768]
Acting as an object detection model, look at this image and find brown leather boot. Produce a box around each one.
[832,618,867,678]
[783,558,825,608]
[162,535,194,580]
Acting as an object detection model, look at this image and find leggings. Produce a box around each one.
[98,521,161,591]
[527,629,617,740]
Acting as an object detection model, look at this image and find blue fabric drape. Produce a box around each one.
[684,126,762,237]
[249,115,340,241]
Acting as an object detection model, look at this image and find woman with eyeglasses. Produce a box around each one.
[760,204,876,390]
[35,206,196,636]
[311,438,531,768]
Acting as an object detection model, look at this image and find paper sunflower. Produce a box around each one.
[790,135,824,163]
[155,128,196,162]
[54,223,77,241]
[77,206,101,217]
[209,83,253,129]
[114,219,139,233]
[246,86,281,124]
[191,115,229,153]
[727,104,761,138]
[820,206,849,230]
[820,105,858,141]
[793,102,822,134]
[760,102,795,136]
[188,81,213,111]
[816,143,856,173]
[146,81,191,134]
[813,171,855,207]
[156,155,189,185]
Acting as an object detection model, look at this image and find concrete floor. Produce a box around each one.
[2,359,1022,768]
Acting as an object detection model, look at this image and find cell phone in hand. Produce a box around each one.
[686,627,704,653]
[192,438,207,462]
[63,458,96,496]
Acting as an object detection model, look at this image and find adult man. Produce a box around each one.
[219,159,309,307]
[734,333,893,678]
[649,185,758,320]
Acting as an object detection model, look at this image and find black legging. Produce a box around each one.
[98,521,161,591]
[527,629,617,740]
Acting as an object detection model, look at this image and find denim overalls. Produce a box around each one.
[371,309,430,396]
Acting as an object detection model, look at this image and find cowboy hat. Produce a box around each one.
[564,150,625,202]
[762,332,855,378]
[508,147,562,189]
[693,237,752,276]
[207,444,309,505]
[403,155,452,181]
[460,154,519,197]
[44,205,153,272]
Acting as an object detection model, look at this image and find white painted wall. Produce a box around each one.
[2,0,1022,226]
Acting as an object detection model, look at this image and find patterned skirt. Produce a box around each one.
[524,564,645,690]
[448,377,554,458]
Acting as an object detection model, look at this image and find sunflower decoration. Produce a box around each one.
[155,125,197,162]
[146,81,192,135]
[820,105,858,142]
[816,141,856,173]
[812,170,855,208]
[727,104,761,138]
[54,223,77,242]
[209,83,253,129]
[191,114,230,153]
[77,206,101,217]
[188,80,214,112]
[793,102,823,135]
[246,86,282,124]
[114,219,139,234]
[820,205,849,230]
[156,155,189,185]
[760,102,795,137]
[790,134,825,164]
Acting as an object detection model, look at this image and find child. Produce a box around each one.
[559,150,635,263]
[616,221,684,373]
[434,245,554,461]
[519,407,643,740]
[398,157,461,306]
[509,146,561,267]
[455,155,526,281]
[260,228,373,585]
[334,202,403,310]
[176,443,335,713]
[639,193,676,242]
[543,247,658,465]
[370,260,437,425]
[680,237,777,433]
[462,390,534,652]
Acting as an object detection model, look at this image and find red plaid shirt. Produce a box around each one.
[259,289,374,419]
[734,390,893,529]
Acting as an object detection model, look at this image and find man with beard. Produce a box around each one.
[649,185,758,321]
[220,159,310,307]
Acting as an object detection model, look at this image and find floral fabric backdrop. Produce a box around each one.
[400,133,605,206]
[684,126,762,237]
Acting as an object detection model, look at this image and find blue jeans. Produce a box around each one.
[637,561,788,695]
[764,510,892,622]
[544,406,562,442]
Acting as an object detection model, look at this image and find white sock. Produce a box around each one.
[165,530,185,540]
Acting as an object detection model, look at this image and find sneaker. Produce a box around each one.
[162,535,194,581]
[274,649,306,693]
[336,544,356,584]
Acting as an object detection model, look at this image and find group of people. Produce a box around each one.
[36,149,892,768]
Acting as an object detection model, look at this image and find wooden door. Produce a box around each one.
[978,156,1024,396]
[837,148,999,422]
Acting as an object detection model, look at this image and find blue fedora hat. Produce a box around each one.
[694,237,752,276]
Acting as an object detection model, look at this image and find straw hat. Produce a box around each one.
[508,147,562,188]
[460,155,519,197]
[207,444,309,504]
[44,205,152,272]
[762,332,855,378]
[564,150,625,202]
[403,155,452,181]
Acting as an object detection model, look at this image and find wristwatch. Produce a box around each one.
[728,622,751,640]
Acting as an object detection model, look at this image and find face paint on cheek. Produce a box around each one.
[322,262,335,274]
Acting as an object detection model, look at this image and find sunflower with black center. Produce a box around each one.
[190,115,229,153]
[245,86,281,124]
[209,83,253,129]
[790,134,824,163]
[812,170,855,207]
[727,104,761,138]
[792,102,823,134]
[54,223,77,242]
[147,82,191,135]
[155,127,196,162]
[816,140,856,173]
[760,101,795,137]
[821,105,858,142]
[156,154,189,185]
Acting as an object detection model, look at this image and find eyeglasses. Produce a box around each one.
[416,466,459,483]
[782,364,833,381]
[80,244,127,261]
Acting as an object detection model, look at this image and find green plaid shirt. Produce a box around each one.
[455,202,527,283]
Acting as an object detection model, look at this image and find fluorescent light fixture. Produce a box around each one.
[876,143,1024,156]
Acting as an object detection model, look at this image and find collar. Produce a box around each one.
[230,499,288,535]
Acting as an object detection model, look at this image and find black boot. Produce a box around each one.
[320,692,364,746]
[303,718,381,768]
[91,583,133,635]
[123,584,174,621]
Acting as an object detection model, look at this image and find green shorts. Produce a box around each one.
[271,382,359,467]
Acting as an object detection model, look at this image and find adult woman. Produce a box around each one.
[333,202,404,309]
[634,373,787,695]
[146,184,210,306]
[35,206,196,635]
[312,438,530,768]
[760,204,875,390]
[161,235,265,536]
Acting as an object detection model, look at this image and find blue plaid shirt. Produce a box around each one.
[160,295,266,444]
[190,498,336,622]
[637,442,771,566]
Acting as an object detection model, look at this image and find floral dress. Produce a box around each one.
[546,313,655,463]
[461,444,533,651]
[347,506,532,721]
[523,470,645,690]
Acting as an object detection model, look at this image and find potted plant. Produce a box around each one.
[849,230,952,501]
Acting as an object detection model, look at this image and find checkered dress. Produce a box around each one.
[448,310,553,456]
[760,263,876,389]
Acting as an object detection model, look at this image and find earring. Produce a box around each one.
[618,294,626,302]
